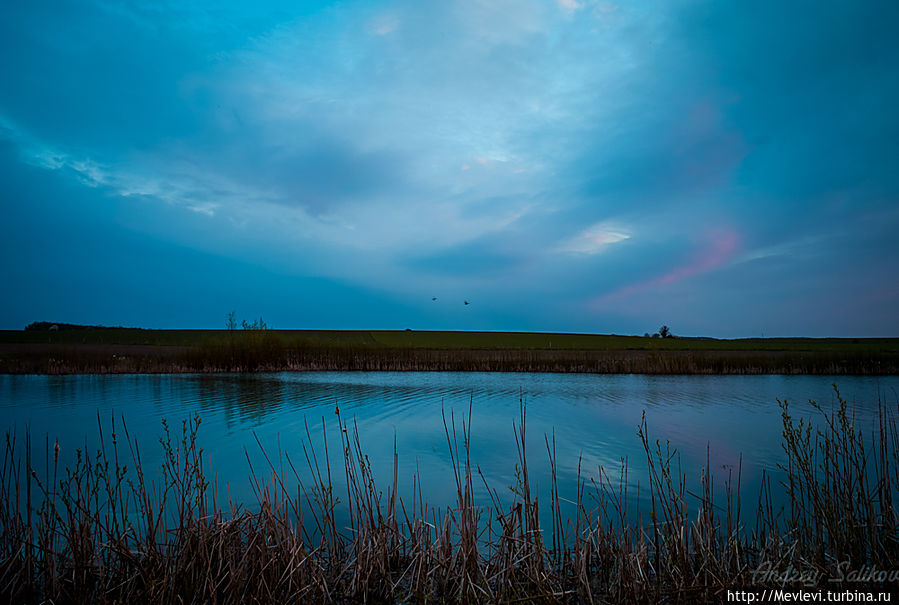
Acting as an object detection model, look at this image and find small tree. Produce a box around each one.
[659,325,671,338]
[226,311,237,331]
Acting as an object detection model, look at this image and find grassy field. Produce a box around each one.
[1,328,897,374]
[3,327,898,351]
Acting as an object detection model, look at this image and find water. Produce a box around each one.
[2,372,897,525]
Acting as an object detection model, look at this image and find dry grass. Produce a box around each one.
[2,388,898,603]
[2,328,898,374]
[3,343,896,375]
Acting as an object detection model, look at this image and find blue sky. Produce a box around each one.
[1,0,897,337]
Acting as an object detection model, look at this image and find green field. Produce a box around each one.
[2,328,897,374]
[2,328,897,352]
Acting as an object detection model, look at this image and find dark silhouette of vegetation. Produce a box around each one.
[2,344,899,375]
[2,389,897,602]
[195,314,284,371]
[2,328,898,374]
[24,322,131,332]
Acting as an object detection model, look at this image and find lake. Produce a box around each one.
[2,372,897,527]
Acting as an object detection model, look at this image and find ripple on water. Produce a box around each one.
[1,372,896,518]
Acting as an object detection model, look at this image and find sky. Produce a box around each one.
[1,0,897,337]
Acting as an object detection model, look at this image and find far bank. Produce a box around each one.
[1,329,897,374]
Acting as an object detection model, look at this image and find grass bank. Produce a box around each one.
[1,329,898,374]
[2,389,898,602]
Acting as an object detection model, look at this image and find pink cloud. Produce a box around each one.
[595,228,740,306]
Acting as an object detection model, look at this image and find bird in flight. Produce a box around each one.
[464,300,470,305]
[432,297,437,301]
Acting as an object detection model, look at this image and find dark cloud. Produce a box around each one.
[0,143,424,329]
[404,236,529,279]
[1,0,897,335]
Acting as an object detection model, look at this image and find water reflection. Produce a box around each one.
[1,372,896,526]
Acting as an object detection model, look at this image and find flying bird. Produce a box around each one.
[432,297,437,301]
[464,300,469,305]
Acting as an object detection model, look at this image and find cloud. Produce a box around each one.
[405,238,526,279]
[368,13,399,36]
[2,0,898,334]
[555,221,631,254]
[594,228,740,306]
[557,0,582,11]
[595,2,618,15]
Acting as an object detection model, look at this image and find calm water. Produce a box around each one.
[2,372,898,524]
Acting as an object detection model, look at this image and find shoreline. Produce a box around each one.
[3,329,897,375]
[2,344,897,375]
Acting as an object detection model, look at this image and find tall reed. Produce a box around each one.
[4,341,897,374]
[2,388,897,603]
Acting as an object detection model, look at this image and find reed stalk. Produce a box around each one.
[2,388,897,603]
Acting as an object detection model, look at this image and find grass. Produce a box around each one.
[3,328,898,351]
[2,329,898,374]
[2,388,898,603]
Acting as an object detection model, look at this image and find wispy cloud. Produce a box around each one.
[368,13,399,36]
[594,228,740,306]
[557,0,582,12]
[555,221,630,254]
[1,0,897,334]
